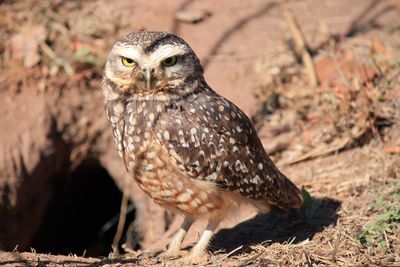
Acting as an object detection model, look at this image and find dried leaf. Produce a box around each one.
[10,24,47,68]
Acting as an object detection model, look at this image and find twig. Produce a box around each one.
[112,185,129,255]
[331,228,341,263]
[332,53,350,88]
[382,229,390,250]
[219,245,243,262]
[302,249,313,267]
[237,251,266,267]
[283,6,319,88]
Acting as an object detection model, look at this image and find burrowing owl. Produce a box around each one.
[102,31,303,264]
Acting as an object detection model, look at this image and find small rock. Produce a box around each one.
[174,10,210,24]
[268,66,281,76]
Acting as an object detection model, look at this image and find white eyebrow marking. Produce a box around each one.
[112,45,144,65]
[149,44,187,63]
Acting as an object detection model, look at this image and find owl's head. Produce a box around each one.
[104,32,203,97]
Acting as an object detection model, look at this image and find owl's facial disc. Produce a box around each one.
[108,43,190,91]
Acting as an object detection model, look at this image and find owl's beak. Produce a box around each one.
[142,67,154,89]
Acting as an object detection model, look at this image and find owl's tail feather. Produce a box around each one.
[270,172,303,215]
[284,176,303,208]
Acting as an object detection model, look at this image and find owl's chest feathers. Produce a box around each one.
[109,98,181,174]
[123,99,163,138]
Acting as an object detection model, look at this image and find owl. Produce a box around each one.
[102,31,303,264]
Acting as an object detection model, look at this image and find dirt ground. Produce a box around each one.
[0,0,399,266]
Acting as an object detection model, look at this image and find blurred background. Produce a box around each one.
[0,0,399,265]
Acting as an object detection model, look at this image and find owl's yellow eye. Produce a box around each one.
[162,56,177,67]
[121,57,136,67]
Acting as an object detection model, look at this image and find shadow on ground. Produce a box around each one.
[211,197,341,254]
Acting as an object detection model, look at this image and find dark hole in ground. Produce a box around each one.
[30,158,135,257]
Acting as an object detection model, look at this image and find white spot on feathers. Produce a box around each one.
[163,130,170,140]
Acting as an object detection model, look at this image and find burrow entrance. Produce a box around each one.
[30,158,135,257]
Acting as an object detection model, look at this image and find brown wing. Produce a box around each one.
[154,89,302,213]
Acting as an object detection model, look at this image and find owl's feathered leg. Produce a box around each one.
[162,216,194,258]
[180,220,219,265]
